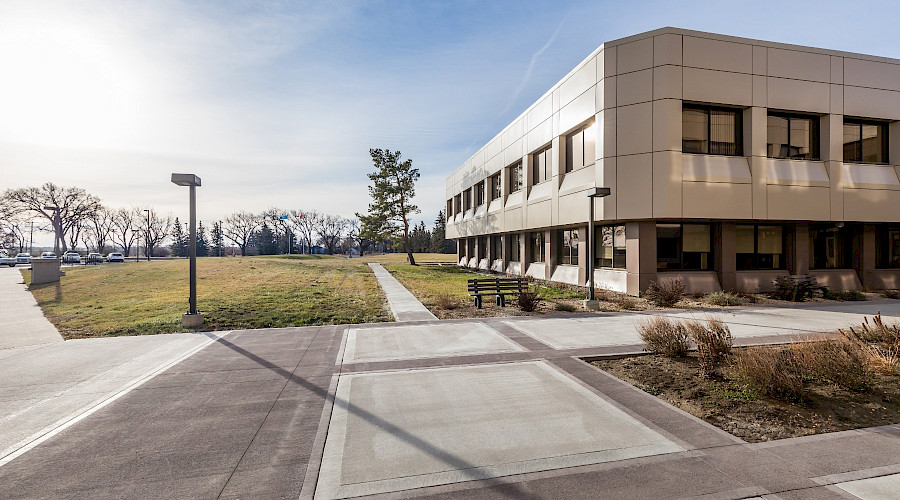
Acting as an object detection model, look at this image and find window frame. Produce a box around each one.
[557,229,580,266]
[508,233,521,262]
[736,224,786,270]
[531,145,552,185]
[767,112,820,160]
[809,223,854,270]
[595,224,626,269]
[529,231,545,263]
[474,182,485,207]
[489,173,502,201]
[656,223,714,271]
[508,161,523,193]
[682,104,743,156]
[843,118,889,164]
[565,120,596,173]
[876,224,900,269]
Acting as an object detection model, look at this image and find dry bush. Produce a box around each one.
[882,289,900,299]
[644,279,685,307]
[730,347,805,401]
[703,292,744,307]
[687,317,733,377]
[839,314,900,375]
[433,294,461,310]
[731,285,760,304]
[822,289,867,301]
[771,276,817,302]
[637,316,690,358]
[554,302,577,312]
[517,290,541,312]
[791,339,873,392]
[616,296,640,310]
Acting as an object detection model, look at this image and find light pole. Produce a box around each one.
[144,209,151,262]
[171,173,203,327]
[584,187,611,310]
[43,206,61,255]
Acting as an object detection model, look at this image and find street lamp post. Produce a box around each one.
[584,187,612,310]
[171,173,203,327]
[144,209,151,262]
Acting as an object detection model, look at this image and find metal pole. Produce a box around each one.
[29,221,33,254]
[189,185,197,315]
[588,197,595,301]
[145,209,151,261]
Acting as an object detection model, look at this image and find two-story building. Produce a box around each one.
[445,27,900,296]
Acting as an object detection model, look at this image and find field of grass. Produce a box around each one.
[24,255,390,338]
[361,252,457,263]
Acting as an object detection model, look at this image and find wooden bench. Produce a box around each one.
[467,277,528,309]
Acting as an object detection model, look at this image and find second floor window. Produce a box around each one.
[844,119,888,164]
[463,189,472,211]
[475,182,485,207]
[508,162,523,193]
[532,145,552,184]
[767,113,819,160]
[454,194,461,214]
[565,121,596,173]
[489,173,502,200]
[682,104,742,156]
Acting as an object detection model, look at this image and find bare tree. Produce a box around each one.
[346,218,371,256]
[83,206,116,253]
[223,211,260,256]
[289,209,319,254]
[316,214,347,255]
[2,183,101,253]
[111,207,141,257]
[139,208,173,258]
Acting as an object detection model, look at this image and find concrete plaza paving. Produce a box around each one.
[1,277,899,498]
[0,266,63,349]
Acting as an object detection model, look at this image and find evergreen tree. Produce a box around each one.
[431,210,453,253]
[256,222,277,255]
[170,217,187,257]
[211,221,225,257]
[357,149,420,265]
[196,221,209,257]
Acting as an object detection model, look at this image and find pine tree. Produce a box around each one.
[196,221,209,257]
[211,221,225,257]
[256,223,277,255]
[431,210,452,253]
[170,217,187,257]
[357,149,420,265]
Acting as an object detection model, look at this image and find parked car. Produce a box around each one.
[40,252,57,259]
[16,253,31,264]
[106,252,125,263]
[0,252,15,267]
[86,253,103,264]
[62,252,81,264]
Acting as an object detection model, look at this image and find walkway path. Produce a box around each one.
[2,302,900,498]
[0,267,63,349]
[367,263,437,322]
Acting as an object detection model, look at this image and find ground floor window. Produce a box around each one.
[876,225,900,268]
[508,233,521,262]
[596,225,625,269]
[466,239,475,259]
[490,235,502,261]
[558,229,579,265]
[810,224,853,269]
[657,223,712,271]
[736,224,784,270]
[478,236,487,260]
[529,232,544,263]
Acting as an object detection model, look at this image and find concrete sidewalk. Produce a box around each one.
[0,267,63,349]
[368,263,437,322]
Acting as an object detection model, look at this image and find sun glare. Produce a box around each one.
[0,11,141,149]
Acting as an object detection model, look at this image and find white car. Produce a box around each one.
[0,252,15,267]
[106,253,125,263]
[16,253,31,264]
[62,252,81,264]
[40,252,57,259]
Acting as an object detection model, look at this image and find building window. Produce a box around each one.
[844,119,888,164]
[532,145,552,184]
[529,232,544,263]
[463,189,472,211]
[446,199,453,217]
[508,162,523,193]
[490,234,503,261]
[657,223,712,271]
[478,236,487,260]
[596,225,626,269]
[682,104,742,156]
[489,173,502,201]
[736,225,784,270]
[810,224,853,269]
[509,233,521,262]
[767,113,819,160]
[453,194,461,214]
[565,121,596,173]
[558,229,579,266]
[475,182,485,207]
[466,238,475,259]
[876,225,900,269]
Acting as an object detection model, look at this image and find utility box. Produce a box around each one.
[31,259,64,285]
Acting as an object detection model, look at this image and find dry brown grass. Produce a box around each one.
[730,346,804,401]
[637,316,690,358]
[686,317,733,377]
[433,293,462,310]
[644,279,685,307]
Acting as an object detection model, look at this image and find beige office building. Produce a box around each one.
[445,27,900,295]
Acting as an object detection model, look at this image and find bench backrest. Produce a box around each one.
[467,278,528,293]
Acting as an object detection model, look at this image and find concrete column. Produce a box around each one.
[542,230,552,279]
[576,226,587,285]
[787,223,810,275]
[519,232,527,275]
[855,224,877,290]
[626,221,657,296]
[748,107,768,219]
[716,222,737,291]
[822,114,845,220]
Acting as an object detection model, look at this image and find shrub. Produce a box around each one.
[616,296,640,310]
[644,279,685,307]
[882,289,900,300]
[433,294,461,310]
[687,317,733,377]
[791,339,873,392]
[730,347,805,401]
[637,316,690,358]
[703,292,744,307]
[839,314,900,375]
[517,290,542,312]
[554,302,577,312]
[822,289,867,301]
[770,276,817,302]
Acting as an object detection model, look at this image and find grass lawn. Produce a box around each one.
[24,255,390,338]
[384,264,585,318]
[361,252,457,263]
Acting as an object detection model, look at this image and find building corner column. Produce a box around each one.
[626,221,656,296]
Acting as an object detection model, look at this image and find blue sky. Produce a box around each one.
[3,0,900,231]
